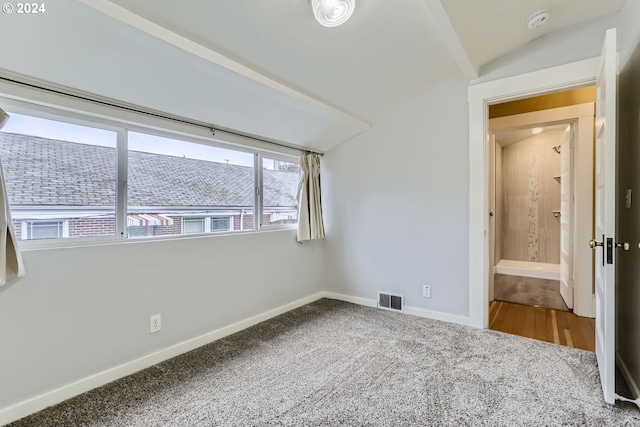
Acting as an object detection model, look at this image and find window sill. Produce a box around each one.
[17,225,298,252]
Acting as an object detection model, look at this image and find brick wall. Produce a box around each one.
[231,214,272,230]
[13,212,286,241]
[153,216,182,236]
[69,217,116,237]
[13,217,117,240]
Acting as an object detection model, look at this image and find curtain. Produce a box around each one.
[0,108,25,286]
[296,153,325,242]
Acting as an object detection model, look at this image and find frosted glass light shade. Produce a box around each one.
[310,0,355,27]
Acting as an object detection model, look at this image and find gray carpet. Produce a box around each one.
[494,273,570,311]
[8,299,639,426]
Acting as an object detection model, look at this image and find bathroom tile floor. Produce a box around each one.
[489,300,595,352]
[494,273,569,311]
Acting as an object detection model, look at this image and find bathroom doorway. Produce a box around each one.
[492,122,571,311]
[486,87,597,347]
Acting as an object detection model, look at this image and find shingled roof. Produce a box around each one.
[0,133,299,209]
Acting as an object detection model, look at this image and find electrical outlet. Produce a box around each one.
[150,314,161,334]
[422,285,431,298]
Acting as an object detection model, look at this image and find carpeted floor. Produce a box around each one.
[9,299,639,426]
[494,273,570,311]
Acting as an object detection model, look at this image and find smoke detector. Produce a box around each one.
[527,9,549,29]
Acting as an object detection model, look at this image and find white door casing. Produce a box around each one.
[559,126,573,309]
[593,28,617,405]
[469,57,600,329]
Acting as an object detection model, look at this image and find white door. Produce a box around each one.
[593,28,617,405]
[559,126,573,309]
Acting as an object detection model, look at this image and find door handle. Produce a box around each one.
[589,239,603,249]
[616,242,630,251]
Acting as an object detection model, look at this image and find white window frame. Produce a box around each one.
[210,216,232,232]
[0,80,302,250]
[0,101,122,248]
[182,217,207,235]
[180,215,234,236]
[259,152,300,230]
[21,220,69,240]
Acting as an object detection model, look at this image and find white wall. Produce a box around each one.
[0,230,324,411]
[620,0,640,69]
[322,77,470,317]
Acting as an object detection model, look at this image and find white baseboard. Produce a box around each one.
[0,291,326,427]
[323,292,470,326]
[616,351,640,400]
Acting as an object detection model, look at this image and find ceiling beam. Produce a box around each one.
[77,0,371,131]
[421,0,478,79]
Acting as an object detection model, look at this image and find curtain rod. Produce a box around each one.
[0,76,322,156]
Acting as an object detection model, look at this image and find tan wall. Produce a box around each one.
[489,86,595,119]
[501,130,563,263]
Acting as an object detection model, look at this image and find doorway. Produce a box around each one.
[467,57,601,330]
[485,87,596,349]
[491,122,572,311]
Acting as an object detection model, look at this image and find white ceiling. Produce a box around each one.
[0,0,625,152]
[494,124,568,147]
[441,0,624,69]
[107,0,460,124]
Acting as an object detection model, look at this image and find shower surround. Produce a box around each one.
[501,131,562,264]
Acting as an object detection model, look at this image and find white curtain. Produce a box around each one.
[0,108,25,286]
[296,153,325,242]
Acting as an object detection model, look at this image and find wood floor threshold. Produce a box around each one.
[489,300,595,352]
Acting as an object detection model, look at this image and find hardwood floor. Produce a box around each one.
[489,300,595,352]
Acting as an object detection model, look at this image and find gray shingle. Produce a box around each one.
[0,133,299,209]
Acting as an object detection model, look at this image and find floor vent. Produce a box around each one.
[378,291,404,311]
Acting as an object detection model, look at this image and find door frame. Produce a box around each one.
[468,57,600,328]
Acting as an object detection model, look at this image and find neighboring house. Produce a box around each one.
[0,132,300,240]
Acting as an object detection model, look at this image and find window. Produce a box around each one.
[22,220,68,240]
[181,216,232,235]
[0,112,118,241]
[211,216,231,232]
[183,217,205,234]
[128,132,255,237]
[127,226,154,238]
[262,158,300,226]
[0,99,301,245]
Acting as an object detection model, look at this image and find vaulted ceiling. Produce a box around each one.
[0,0,624,152]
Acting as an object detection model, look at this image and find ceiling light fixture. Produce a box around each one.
[531,127,544,135]
[527,9,549,29]
[310,0,356,28]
